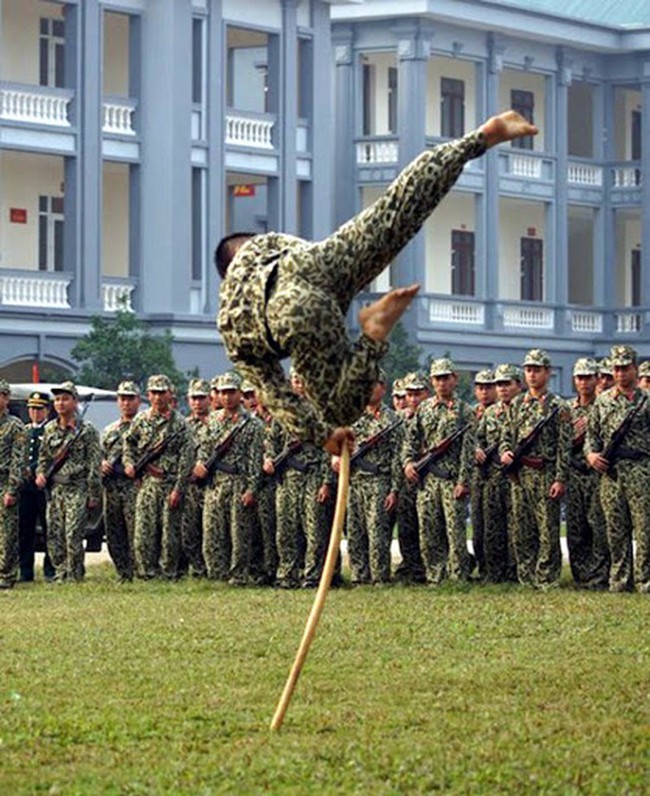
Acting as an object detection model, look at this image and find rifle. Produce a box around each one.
[477,441,499,476]
[350,418,402,474]
[270,440,307,480]
[101,450,125,486]
[133,423,185,480]
[193,415,251,484]
[44,395,95,489]
[502,404,560,478]
[413,422,471,480]
[600,394,648,479]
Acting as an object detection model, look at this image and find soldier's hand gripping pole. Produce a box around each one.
[269,440,350,732]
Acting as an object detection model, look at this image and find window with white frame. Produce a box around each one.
[39,17,65,89]
[38,196,64,272]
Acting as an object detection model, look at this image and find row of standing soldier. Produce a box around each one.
[1,345,648,592]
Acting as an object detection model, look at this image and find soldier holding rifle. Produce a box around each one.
[585,345,650,593]
[470,369,496,580]
[403,358,475,585]
[35,382,101,582]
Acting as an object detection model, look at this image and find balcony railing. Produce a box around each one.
[0,82,72,127]
[616,311,643,333]
[568,161,603,186]
[427,297,485,326]
[611,163,642,188]
[502,304,555,330]
[356,138,399,165]
[0,272,71,308]
[102,280,135,312]
[570,310,603,334]
[102,97,137,136]
[225,112,275,149]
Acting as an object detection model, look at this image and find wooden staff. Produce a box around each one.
[270,441,350,731]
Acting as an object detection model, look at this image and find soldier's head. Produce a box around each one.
[596,358,614,394]
[474,369,496,407]
[610,345,638,391]
[146,374,174,414]
[214,232,255,279]
[187,378,211,418]
[403,371,428,410]
[391,378,407,412]
[116,380,141,419]
[494,364,522,403]
[638,360,650,391]
[429,358,457,401]
[522,349,551,391]
[51,381,78,418]
[218,371,242,412]
[0,379,10,413]
[572,358,598,400]
[240,380,258,412]
[209,376,223,411]
[27,390,50,424]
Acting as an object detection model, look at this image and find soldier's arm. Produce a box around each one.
[121,417,141,468]
[457,412,476,487]
[35,425,53,477]
[390,423,405,493]
[553,399,572,484]
[8,422,28,497]
[85,425,103,503]
[173,421,194,495]
[245,421,264,495]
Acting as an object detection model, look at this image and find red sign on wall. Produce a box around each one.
[233,185,256,197]
[10,208,27,224]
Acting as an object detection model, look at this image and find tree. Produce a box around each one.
[71,308,189,394]
[382,321,424,389]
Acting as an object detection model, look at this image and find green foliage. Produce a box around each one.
[71,309,188,394]
[1,565,648,794]
[382,322,424,388]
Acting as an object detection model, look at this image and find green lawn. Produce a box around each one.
[1,565,648,795]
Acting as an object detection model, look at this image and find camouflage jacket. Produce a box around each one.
[265,417,333,487]
[500,391,572,483]
[584,386,650,460]
[37,418,101,500]
[476,400,512,474]
[122,409,194,494]
[197,407,263,494]
[350,405,403,492]
[0,411,28,497]
[568,398,596,473]
[217,131,487,447]
[403,396,475,486]
[101,418,134,481]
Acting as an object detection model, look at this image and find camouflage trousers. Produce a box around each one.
[416,475,471,584]
[275,469,328,587]
[479,470,516,583]
[470,469,487,578]
[134,477,182,580]
[346,474,394,584]
[0,490,19,586]
[103,480,136,580]
[566,469,609,589]
[510,468,561,588]
[180,483,206,577]
[202,474,254,583]
[394,482,425,582]
[46,483,89,581]
[599,460,650,593]
[250,479,278,584]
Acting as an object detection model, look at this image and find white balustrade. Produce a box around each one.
[225,114,274,149]
[102,283,134,312]
[503,306,554,329]
[510,154,542,179]
[428,298,484,326]
[0,275,71,308]
[356,141,398,164]
[571,311,603,334]
[102,101,136,136]
[567,162,603,186]
[612,167,642,188]
[0,86,71,127]
[616,312,642,333]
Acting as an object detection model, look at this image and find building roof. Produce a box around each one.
[482,0,650,28]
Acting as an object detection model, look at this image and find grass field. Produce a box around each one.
[1,564,648,795]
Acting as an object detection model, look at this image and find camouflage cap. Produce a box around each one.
[146,374,173,392]
[392,378,406,397]
[116,380,141,397]
[210,375,222,391]
[240,379,256,394]
[597,358,613,377]
[638,360,650,377]
[522,348,551,368]
[429,358,455,378]
[572,358,598,377]
[403,371,427,390]
[27,390,50,408]
[187,378,210,397]
[610,344,637,367]
[494,364,522,382]
[0,378,10,395]
[51,380,78,398]
[474,369,495,385]
[218,371,242,391]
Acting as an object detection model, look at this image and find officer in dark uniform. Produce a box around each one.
[18,391,55,581]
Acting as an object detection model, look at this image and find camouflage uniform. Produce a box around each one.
[199,404,263,584]
[566,360,609,589]
[36,384,102,582]
[346,405,403,584]
[0,382,28,589]
[123,380,194,580]
[501,352,572,588]
[469,369,496,579]
[218,131,488,446]
[266,420,333,588]
[585,346,650,593]
[404,363,475,584]
[252,406,278,585]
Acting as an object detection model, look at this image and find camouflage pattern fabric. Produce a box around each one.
[37,419,101,582]
[199,407,263,583]
[251,411,278,585]
[470,402,492,578]
[123,409,194,580]
[218,131,488,446]
[585,386,650,592]
[501,392,572,588]
[101,418,137,580]
[393,410,425,583]
[0,412,28,587]
[179,415,208,578]
[403,396,475,583]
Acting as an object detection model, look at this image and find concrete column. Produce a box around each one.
[206,0,224,316]
[640,65,650,312]
[596,82,616,336]
[139,0,193,314]
[332,26,355,229]
[553,49,570,310]
[309,0,333,239]
[279,0,298,233]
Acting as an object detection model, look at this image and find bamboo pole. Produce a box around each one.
[270,441,350,731]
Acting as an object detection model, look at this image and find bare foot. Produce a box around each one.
[480,110,539,148]
[359,284,420,342]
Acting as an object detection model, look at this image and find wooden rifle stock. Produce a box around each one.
[413,422,470,478]
[502,405,560,477]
